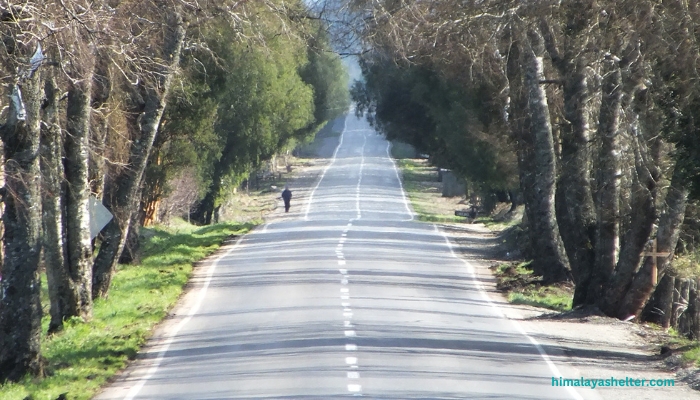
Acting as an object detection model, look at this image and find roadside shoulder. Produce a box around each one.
[439,222,700,400]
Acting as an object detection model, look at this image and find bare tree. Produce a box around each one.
[92,1,187,298]
[351,0,698,318]
[0,2,45,378]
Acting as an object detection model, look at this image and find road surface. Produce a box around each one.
[97,114,591,399]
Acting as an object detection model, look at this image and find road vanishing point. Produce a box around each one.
[96,114,589,400]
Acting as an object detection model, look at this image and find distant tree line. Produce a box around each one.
[351,0,700,321]
[0,0,349,382]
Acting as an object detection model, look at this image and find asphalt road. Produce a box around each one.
[97,114,590,399]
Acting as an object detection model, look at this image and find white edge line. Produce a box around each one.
[432,224,584,400]
[303,115,348,220]
[386,141,415,221]
[123,234,247,400]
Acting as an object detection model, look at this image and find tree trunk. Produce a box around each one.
[41,74,72,333]
[0,76,44,381]
[590,59,623,301]
[599,169,656,317]
[63,63,96,321]
[92,11,186,298]
[641,274,675,328]
[542,15,598,304]
[554,65,597,306]
[195,167,222,225]
[89,52,112,200]
[517,27,571,282]
[617,167,689,317]
[680,279,700,339]
[671,277,683,328]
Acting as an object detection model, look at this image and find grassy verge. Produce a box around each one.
[391,154,573,312]
[396,159,466,223]
[681,343,700,366]
[0,221,255,400]
[491,262,573,312]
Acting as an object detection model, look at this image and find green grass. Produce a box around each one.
[396,159,466,223]
[508,286,573,312]
[672,250,700,278]
[474,215,522,231]
[0,221,255,400]
[658,327,700,366]
[681,344,700,366]
[492,261,573,312]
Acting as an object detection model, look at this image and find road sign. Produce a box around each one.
[89,196,113,239]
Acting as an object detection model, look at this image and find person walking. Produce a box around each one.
[281,185,292,213]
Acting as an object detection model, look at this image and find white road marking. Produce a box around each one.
[433,224,584,400]
[386,141,415,221]
[345,344,357,351]
[347,372,360,379]
[348,384,362,392]
[341,295,350,300]
[338,260,346,265]
[344,330,356,337]
[345,356,358,364]
[304,115,348,220]
[341,278,349,285]
[344,321,353,327]
[342,302,350,307]
[341,288,349,293]
[339,268,347,274]
[122,234,249,400]
[355,135,366,220]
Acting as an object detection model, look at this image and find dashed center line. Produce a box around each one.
[356,136,365,220]
[337,220,362,396]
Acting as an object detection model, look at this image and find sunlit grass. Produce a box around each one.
[396,159,467,223]
[508,287,573,312]
[0,221,254,400]
[492,261,573,312]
